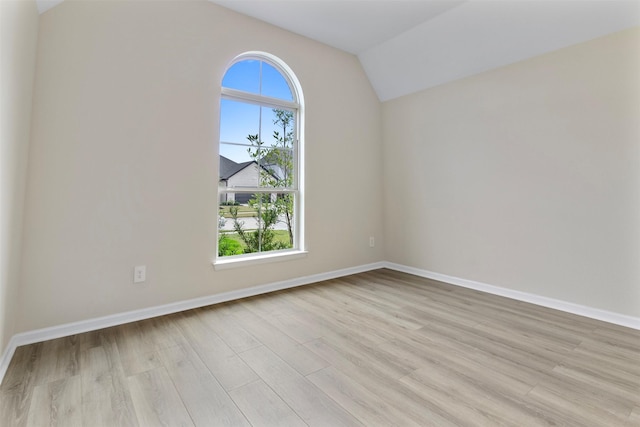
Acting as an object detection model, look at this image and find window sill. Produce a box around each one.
[213,250,308,270]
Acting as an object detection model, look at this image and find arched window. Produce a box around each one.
[217,53,304,263]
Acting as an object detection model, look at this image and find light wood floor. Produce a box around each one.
[1,269,639,426]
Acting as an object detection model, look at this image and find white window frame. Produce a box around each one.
[214,52,305,269]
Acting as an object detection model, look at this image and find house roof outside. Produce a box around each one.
[219,155,283,182]
[219,155,255,181]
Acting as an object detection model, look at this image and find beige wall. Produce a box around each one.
[0,0,39,351]
[383,28,640,317]
[19,0,383,332]
[10,1,638,339]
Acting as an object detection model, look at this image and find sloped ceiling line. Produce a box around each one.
[34,0,640,101]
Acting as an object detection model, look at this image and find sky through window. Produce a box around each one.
[220,59,295,163]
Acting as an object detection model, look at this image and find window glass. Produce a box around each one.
[219,99,260,146]
[221,60,260,94]
[261,62,293,100]
[218,55,302,260]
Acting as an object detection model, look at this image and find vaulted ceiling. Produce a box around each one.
[36,0,640,101]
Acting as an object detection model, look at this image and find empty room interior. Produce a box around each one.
[1,0,639,425]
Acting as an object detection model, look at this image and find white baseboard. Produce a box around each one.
[0,261,384,384]
[383,262,640,330]
[3,260,639,385]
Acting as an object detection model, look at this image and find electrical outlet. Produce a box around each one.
[369,236,375,247]
[134,265,146,283]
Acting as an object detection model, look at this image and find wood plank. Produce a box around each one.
[304,339,465,426]
[241,294,325,344]
[285,288,397,345]
[158,344,250,426]
[403,365,558,426]
[238,345,362,427]
[526,383,635,426]
[305,285,421,338]
[80,344,138,427]
[311,279,423,331]
[551,363,640,404]
[228,380,308,427]
[591,326,640,352]
[231,302,330,375]
[112,322,162,377]
[172,311,258,391]
[0,343,41,427]
[0,391,30,427]
[127,367,194,427]
[307,366,425,427]
[574,337,640,376]
[0,343,42,394]
[196,304,262,353]
[26,376,82,427]
[32,336,80,386]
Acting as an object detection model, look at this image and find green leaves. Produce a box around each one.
[229,203,289,253]
[229,108,296,254]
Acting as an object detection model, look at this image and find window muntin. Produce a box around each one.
[221,60,294,101]
[217,54,302,261]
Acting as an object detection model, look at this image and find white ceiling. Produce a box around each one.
[359,0,640,100]
[210,0,466,54]
[36,0,640,101]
